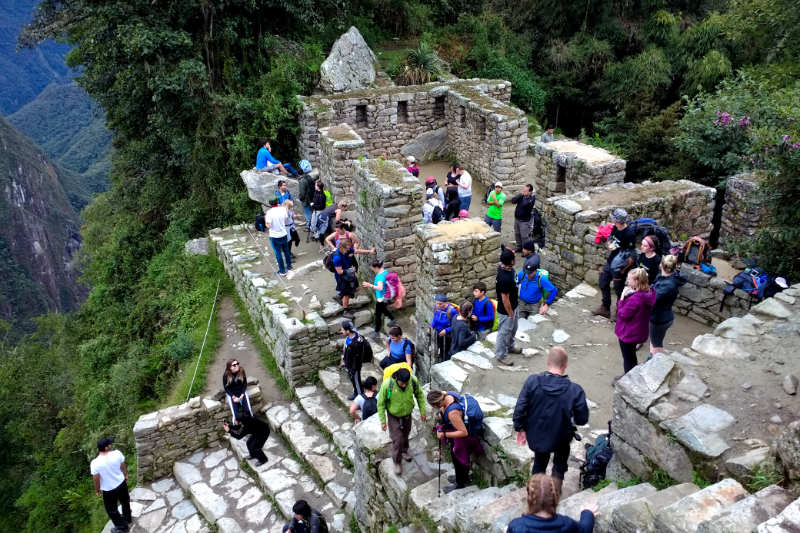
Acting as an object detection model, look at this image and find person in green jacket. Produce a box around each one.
[377,368,427,475]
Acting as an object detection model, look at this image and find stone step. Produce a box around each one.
[557,483,619,520]
[611,482,700,533]
[465,486,528,533]
[264,402,356,510]
[318,366,384,413]
[653,478,749,533]
[696,485,794,533]
[592,483,659,533]
[756,496,800,532]
[408,473,481,525]
[295,382,359,465]
[172,446,283,532]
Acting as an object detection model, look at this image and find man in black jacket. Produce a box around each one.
[510,184,536,252]
[282,499,328,533]
[513,347,589,490]
[223,414,270,466]
[340,320,366,401]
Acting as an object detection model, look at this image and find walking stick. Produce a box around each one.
[437,428,443,497]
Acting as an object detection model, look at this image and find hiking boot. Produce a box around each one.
[447,474,457,484]
[442,483,464,494]
[496,357,514,366]
[256,458,268,466]
[402,451,413,462]
[342,309,355,319]
[508,346,522,354]
[276,270,287,277]
[591,305,610,318]
[394,462,402,475]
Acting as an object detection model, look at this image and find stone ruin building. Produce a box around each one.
[124,27,800,533]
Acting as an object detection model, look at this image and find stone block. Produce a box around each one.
[776,420,800,481]
[558,483,619,521]
[725,446,774,481]
[615,354,674,413]
[691,334,751,360]
[612,483,700,533]
[756,497,800,532]
[660,404,735,458]
[696,485,794,533]
[653,478,748,533]
[593,483,659,533]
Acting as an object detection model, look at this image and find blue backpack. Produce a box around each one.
[445,392,484,436]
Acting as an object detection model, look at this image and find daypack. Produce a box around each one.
[680,236,712,269]
[483,183,496,204]
[255,213,266,232]
[298,159,312,174]
[323,251,337,273]
[384,272,404,303]
[360,392,378,421]
[610,249,636,278]
[298,174,314,204]
[530,208,547,248]
[732,267,770,298]
[445,392,484,436]
[630,218,672,256]
[428,201,444,224]
[383,361,412,381]
[580,422,613,490]
[347,334,373,365]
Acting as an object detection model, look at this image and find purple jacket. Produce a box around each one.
[615,288,656,343]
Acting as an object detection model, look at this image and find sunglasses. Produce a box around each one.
[231,363,239,367]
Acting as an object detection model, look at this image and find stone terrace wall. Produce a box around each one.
[541,180,716,288]
[297,79,524,188]
[353,158,423,305]
[413,219,501,379]
[134,386,263,482]
[719,173,765,247]
[529,140,625,202]
[674,264,753,325]
[318,123,367,206]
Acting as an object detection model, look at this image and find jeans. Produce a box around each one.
[619,339,639,373]
[374,301,395,333]
[649,319,674,348]
[495,313,518,360]
[459,195,472,211]
[531,437,571,479]
[484,215,502,232]
[302,205,312,229]
[269,236,292,273]
[599,264,624,309]
[102,480,131,529]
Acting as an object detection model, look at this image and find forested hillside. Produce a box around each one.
[0,0,797,531]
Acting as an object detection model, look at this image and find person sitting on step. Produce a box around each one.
[379,326,414,369]
[223,359,253,422]
[282,499,328,533]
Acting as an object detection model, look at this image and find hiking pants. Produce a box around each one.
[374,301,395,333]
[518,300,539,319]
[387,413,412,464]
[514,218,533,250]
[269,236,292,274]
[436,334,451,362]
[452,443,471,488]
[347,367,362,397]
[619,340,639,374]
[599,264,624,309]
[532,437,572,479]
[246,427,269,464]
[102,480,131,529]
[495,313,518,361]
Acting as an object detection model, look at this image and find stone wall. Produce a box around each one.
[541,180,716,288]
[528,140,625,202]
[413,219,501,379]
[353,158,423,305]
[674,264,754,325]
[719,173,765,247]
[298,78,526,189]
[318,123,367,206]
[134,386,263,482]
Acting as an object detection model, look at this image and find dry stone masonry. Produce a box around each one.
[318,123,367,205]
[719,172,766,246]
[673,263,754,325]
[541,180,716,287]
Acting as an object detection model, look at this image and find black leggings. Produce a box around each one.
[374,301,395,332]
[619,339,639,373]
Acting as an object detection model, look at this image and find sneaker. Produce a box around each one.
[442,483,464,494]
[591,305,610,318]
[508,346,522,354]
[277,271,287,276]
[394,462,402,475]
[496,357,514,366]
[402,451,413,462]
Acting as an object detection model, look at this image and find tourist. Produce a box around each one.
[264,197,292,275]
[521,240,540,271]
[282,499,328,533]
[507,474,596,533]
[513,347,589,486]
[511,184,536,252]
[444,175,461,220]
[314,200,346,251]
[516,261,558,319]
[325,220,360,252]
[276,179,294,205]
[456,164,473,211]
[340,320,367,400]
[650,255,685,356]
[298,168,316,230]
[332,239,367,318]
[454,208,470,221]
[256,139,297,176]
[223,414,270,466]
[406,155,419,177]
[540,126,555,144]
[636,235,662,285]
[310,180,327,236]
[470,282,495,339]
[427,390,484,494]
[495,248,521,366]
[485,182,506,232]
[422,188,444,224]
[283,199,301,257]
[379,325,414,369]
[592,208,637,319]
[223,359,253,422]
[430,294,460,362]
[615,267,657,377]
[91,437,132,533]
[376,368,427,475]
[363,259,396,338]
[425,176,446,205]
[349,376,379,423]
[448,302,478,357]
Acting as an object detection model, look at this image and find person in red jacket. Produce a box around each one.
[614,267,657,379]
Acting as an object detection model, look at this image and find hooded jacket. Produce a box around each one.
[650,272,687,325]
[615,288,657,343]
[507,511,595,533]
[513,372,589,452]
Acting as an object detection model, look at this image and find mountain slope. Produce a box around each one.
[0,115,86,337]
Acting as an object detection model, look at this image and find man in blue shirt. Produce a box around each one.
[256,140,298,176]
[430,294,459,362]
[516,261,558,319]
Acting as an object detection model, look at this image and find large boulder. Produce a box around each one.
[400,127,449,161]
[319,27,377,93]
[776,420,800,481]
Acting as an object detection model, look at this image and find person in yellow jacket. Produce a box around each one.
[376,368,427,475]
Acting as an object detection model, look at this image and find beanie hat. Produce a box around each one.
[610,208,628,223]
[435,293,448,303]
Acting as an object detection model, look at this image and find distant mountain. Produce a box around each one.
[0,115,86,338]
[9,82,111,209]
[0,0,72,115]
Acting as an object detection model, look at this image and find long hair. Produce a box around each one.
[224,359,246,384]
[460,301,473,319]
[527,474,561,515]
[628,267,650,291]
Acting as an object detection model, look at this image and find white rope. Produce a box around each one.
[186,278,221,402]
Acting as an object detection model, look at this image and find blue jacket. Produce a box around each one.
[651,272,687,325]
[431,304,459,334]
[472,296,494,331]
[517,270,557,305]
[507,511,595,533]
[256,146,280,169]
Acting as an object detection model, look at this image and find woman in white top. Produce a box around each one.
[456,163,472,211]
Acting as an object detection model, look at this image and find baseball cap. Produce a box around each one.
[524,255,541,272]
[97,437,114,451]
[494,182,503,188]
[426,188,434,198]
[435,293,448,302]
[341,320,355,332]
[406,155,416,163]
[522,240,536,252]
[425,176,436,184]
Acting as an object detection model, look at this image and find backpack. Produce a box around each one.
[732,266,770,298]
[530,208,547,248]
[384,272,404,303]
[428,201,443,224]
[360,392,378,421]
[446,392,484,436]
[298,159,312,174]
[580,422,613,490]
[299,174,314,204]
[255,213,266,232]
[630,218,672,256]
[310,510,328,533]
[323,251,337,273]
[483,183,495,204]
[382,361,412,381]
[610,249,636,278]
[347,334,373,365]
[680,236,712,269]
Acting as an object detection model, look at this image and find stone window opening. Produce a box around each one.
[556,164,567,193]
[459,106,466,127]
[397,101,408,124]
[479,116,487,140]
[434,95,446,118]
[356,105,368,126]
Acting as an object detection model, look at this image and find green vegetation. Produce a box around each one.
[650,468,678,490]
[745,463,784,492]
[394,42,445,85]
[692,470,713,489]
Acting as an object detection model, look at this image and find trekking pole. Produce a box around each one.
[436,425,443,497]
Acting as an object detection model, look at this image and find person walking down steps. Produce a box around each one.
[377,368,427,475]
[91,437,132,533]
[340,320,371,401]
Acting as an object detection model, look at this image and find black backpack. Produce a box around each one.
[255,213,266,232]
[483,183,495,204]
[630,218,672,256]
[530,208,546,248]
[429,201,444,224]
[360,392,378,420]
[358,335,374,364]
[580,421,614,489]
[403,339,416,366]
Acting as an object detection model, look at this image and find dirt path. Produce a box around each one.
[204,295,285,404]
